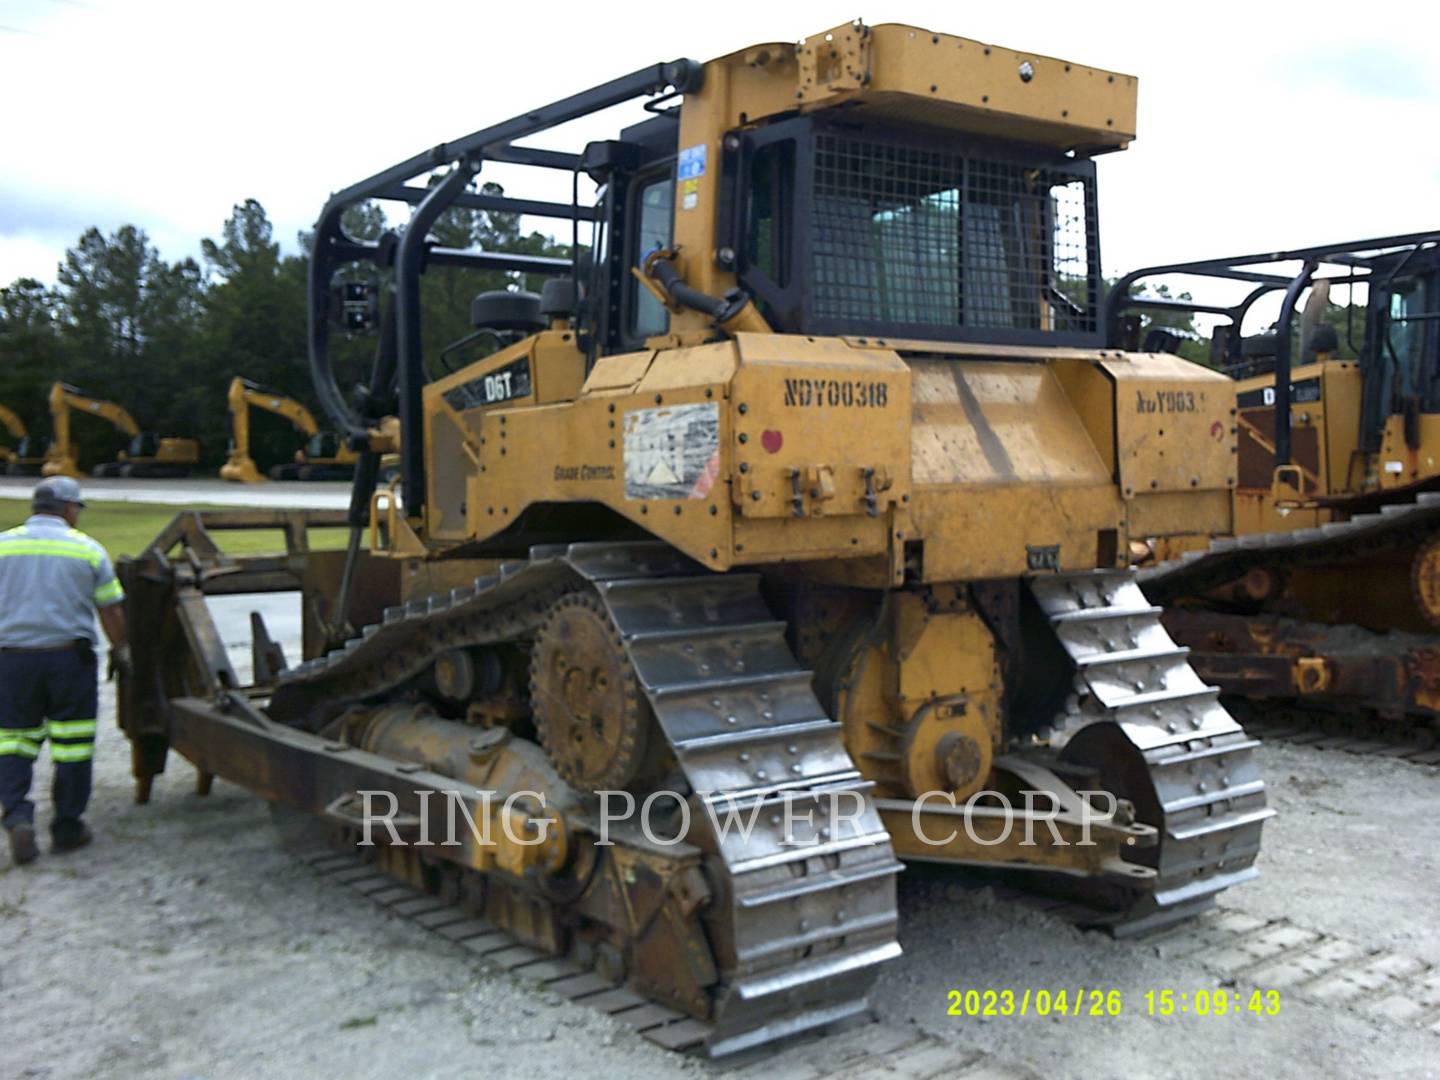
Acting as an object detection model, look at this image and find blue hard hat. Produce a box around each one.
[33,476,87,508]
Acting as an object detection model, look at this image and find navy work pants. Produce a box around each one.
[0,646,99,834]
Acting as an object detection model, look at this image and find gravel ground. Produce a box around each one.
[883,739,1440,1079]
[3,598,1438,1079]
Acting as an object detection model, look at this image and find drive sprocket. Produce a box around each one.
[530,591,655,792]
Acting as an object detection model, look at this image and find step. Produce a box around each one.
[1168,806,1277,842]
[1048,604,1164,625]
[737,859,905,909]
[624,619,786,645]
[673,717,840,753]
[1162,778,1267,815]
[727,830,894,875]
[1150,738,1263,767]
[736,910,898,964]
[599,572,761,593]
[1153,865,1259,908]
[699,771,868,808]
[731,941,904,1002]
[649,669,813,699]
[1074,645,1190,669]
[706,998,873,1060]
[1102,684,1220,713]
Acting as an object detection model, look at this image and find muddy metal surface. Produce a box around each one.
[3,598,1438,1079]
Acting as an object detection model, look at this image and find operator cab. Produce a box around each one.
[582,106,1106,354]
[1110,232,1440,498]
[304,20,1136,518]
[306,432,345,460]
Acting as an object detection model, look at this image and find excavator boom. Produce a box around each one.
[42,381,197,479]
[0,404,25,467]
[221,376,355,483]
[0,403,25,442]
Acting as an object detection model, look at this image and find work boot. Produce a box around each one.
[50,819,93,853]
[6,823,39,866]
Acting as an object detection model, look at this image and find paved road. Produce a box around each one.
[0,475,353,509]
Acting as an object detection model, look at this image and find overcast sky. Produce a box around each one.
[2,0,1437,306]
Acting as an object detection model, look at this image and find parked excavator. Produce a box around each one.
[221,376,358,483]
[1113,232,1440,749]
[41,382,200,479]
[0,403,45,475]
[0,403,21,466]
[115,22,1270,1057]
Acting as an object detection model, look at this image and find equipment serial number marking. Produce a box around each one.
[783,378,889,408]
[1135,389,1198,414]
[442,357,533,411]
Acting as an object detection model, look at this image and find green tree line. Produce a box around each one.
[0,186,568,472]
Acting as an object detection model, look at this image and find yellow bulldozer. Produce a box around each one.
[1115,234,1440,753]
[116,22,1270,1057]
[221,376,358,483]
[41,382,200,479]
[0,403,46,475]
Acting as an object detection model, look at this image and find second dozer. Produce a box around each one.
[118,21,1271,1057]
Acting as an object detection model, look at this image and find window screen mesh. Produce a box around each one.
[811,130,1098,333]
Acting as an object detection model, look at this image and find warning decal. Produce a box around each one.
[677,143,707,179]
[623,402,720,500]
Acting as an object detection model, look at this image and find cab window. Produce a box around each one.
[630,173,674,339]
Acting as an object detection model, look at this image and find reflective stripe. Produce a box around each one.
[0,540,103,567]
[94,579,124,603]
[47,718,97,739]
[6,725,47,741]
[0,738,40,759]
[49,741,94,763]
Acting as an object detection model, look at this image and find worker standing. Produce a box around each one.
[0,477,128,865]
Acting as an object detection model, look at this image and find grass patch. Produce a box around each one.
[0,498,354,558]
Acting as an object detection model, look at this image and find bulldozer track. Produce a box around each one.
[1029,572,1272,934]
[1138,491,1440,746]
[294,844,1041,1075]
[268,548,1270,1048]
[1237,713,1440,767]
[1152,907,1440,1034]
[1139,491,1440,604]
[275,541,903,1058]
[940,881,1440,1035]
[301,841,1440,1054]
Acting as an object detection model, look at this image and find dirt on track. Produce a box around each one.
[3,683,1439,1078]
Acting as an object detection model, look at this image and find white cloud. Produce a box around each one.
[0,233,64,285]
[1,0,1436,289]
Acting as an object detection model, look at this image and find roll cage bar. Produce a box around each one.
[1106,230,1440,467]
[307,58,704,518]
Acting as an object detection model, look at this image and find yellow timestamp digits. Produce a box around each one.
[1144,989,1281,1017]
[947,988,1124,1018]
